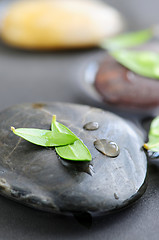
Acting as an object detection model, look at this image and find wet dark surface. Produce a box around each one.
[0,102,147,215]
[0,0,159,239]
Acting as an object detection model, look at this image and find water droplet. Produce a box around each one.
[85,164,95,176]
[114,193,119,200]
[83,122,99,131]
[94,139,120,157]
[60,159,94,176]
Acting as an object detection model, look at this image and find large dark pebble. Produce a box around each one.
[0,102,147,215]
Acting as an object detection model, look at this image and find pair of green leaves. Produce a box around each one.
[101,27,159,79]
[11,115,92,161]
[144,117,159,152]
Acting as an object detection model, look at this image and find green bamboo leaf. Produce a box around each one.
[144,116,159,152]
[51,115,76,137]
[55,139,92,161]
[148,116,159,136]
[11,126,76,147]
[51,116,92,161]
[101,28,153,51]
[111,49,159,79]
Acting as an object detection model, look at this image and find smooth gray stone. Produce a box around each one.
[0,102,147,215]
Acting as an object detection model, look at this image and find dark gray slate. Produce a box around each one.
[0,102,147,215]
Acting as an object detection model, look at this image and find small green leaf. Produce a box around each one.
[55,139,92,161]
[11,126,76,147]
[101,28,153,51]
[144,116,159,152]
[51,115,92,161]
[111,49,159,79]
[51,115,76,137]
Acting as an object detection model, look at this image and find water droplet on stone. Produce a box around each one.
[94,139,120,157]
[83,122,99,131]
[86,164,95,176]
[114,193,119,200]
[60,159,94,176]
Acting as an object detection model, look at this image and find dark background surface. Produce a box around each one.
[0,0,159,239]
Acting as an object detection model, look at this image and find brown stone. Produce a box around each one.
[95,43,159,109]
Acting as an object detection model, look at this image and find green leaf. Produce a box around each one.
[51,116,92,161]
[55,139,92,161]
[111,49,159,79]
[100,28,153,51]
[51,115,76,137]
[144,116,159,152]
[148,116,159,136]
[11,126,76,147]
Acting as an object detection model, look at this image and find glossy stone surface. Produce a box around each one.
[94,43,159,109]
[0,102,147,215]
